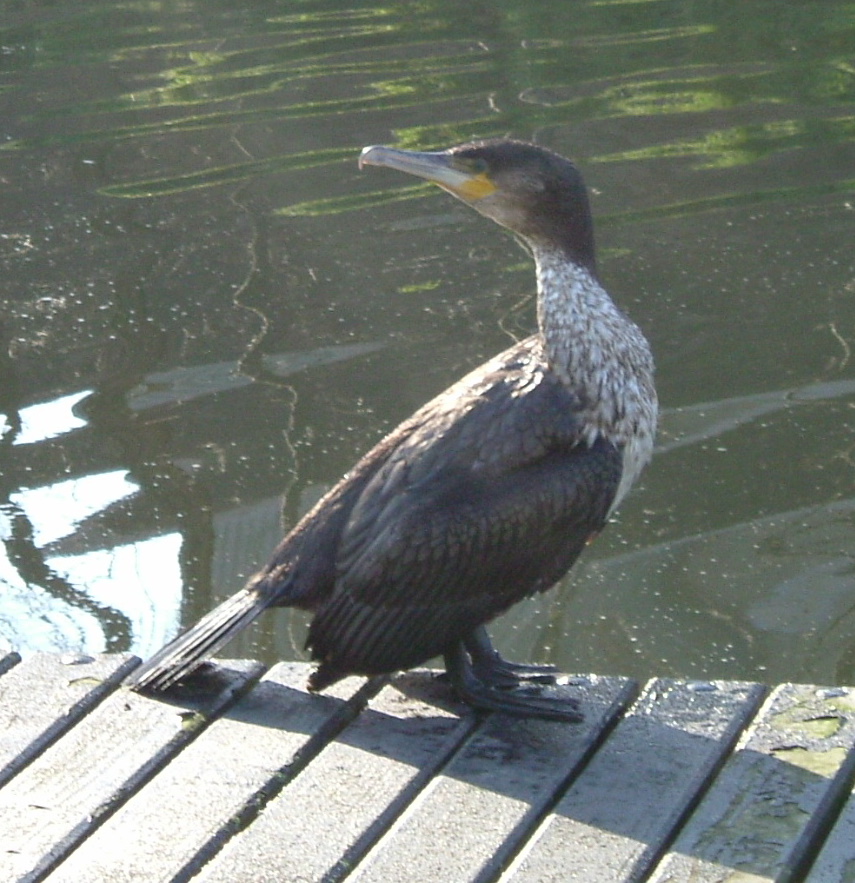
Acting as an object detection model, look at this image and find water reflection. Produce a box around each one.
[0,392,179,655]
[0,0,854,685]
[11,468,138,547]
[2,531,182,657]
[2,390,90,447]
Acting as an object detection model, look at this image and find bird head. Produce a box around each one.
[359,139,595,272]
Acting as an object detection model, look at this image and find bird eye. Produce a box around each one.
[453,156,489,175]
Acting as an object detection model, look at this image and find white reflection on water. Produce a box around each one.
[0,546,103,653]
[2,389,91,446]
[0,534,181,657]
[1,460,183,657]
[11,470,139,547]
[49,533,183,655]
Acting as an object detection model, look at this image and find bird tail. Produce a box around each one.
[126,587,273,692]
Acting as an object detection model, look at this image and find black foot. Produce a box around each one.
[465,627,557,688]
[444,641,583,723]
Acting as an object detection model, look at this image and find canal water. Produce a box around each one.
[1,0,854,686]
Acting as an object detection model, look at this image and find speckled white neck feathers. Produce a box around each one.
[535,247,658,510]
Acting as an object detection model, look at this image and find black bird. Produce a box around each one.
[128,140,657,720]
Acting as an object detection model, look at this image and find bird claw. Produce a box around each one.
[474,658,558,688]
[445,640,583,722]
[464,626,558,688]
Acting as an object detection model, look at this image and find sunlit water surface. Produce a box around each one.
[1,0,854,686]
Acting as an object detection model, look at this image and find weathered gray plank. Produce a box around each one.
[804,794,855,881]
[0,653,138,789]
[647,682,855,883]
[799,687,855,882]
[348,675,638,883]
[194,671,480,883]
[0,658,264,883]
[8,652,852,883]
[499,678,767,883]
[43,662,384,883]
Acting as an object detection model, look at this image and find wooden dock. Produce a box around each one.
[2,653,855,882]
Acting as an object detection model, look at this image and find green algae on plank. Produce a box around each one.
[771,745,848,778]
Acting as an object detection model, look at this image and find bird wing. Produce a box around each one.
[306,340,623,676]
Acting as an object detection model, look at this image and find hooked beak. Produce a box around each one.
[359,145,497,201]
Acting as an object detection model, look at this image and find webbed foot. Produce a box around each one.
[465,627,557,687]
[444,638,582,723]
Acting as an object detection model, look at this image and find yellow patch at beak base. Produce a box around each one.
[446,172,497,200]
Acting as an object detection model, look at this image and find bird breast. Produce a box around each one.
[534,248,658,511]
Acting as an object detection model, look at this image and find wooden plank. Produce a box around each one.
[804,790,855,881]
[347,674,638,883]
[647,682,855,883]
[798,687,855,882]
[0,658,265,883]
[43,662,384,883]
[0,653,138,789]
[7,653,852,883]
[499,678,767,883]
[194,671,480,883]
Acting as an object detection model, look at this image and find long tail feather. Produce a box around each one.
[126,588,273,692]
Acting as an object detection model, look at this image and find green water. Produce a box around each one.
[1,0,854,686]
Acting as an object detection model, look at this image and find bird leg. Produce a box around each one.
[444,640,583,722]
[464,626,557,687]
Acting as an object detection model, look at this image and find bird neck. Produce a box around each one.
[533,246,657,451]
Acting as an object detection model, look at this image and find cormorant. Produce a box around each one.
[128,140,657,721]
